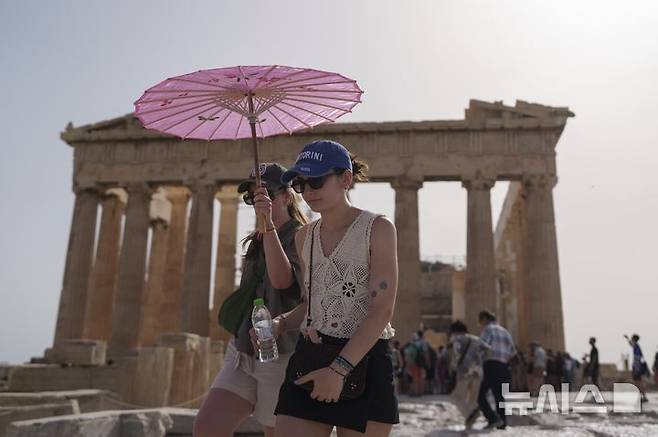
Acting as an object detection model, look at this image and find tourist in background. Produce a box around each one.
[624,334,649,403]
[404,333,426,396]
[546,350,564,390]
[653,349,658,388]
[425,340,438,394]
[562,352,579,387]
[528,342,546,396]
[448,320,492,430]
[194,163,307,437]
[391,340,403,394]
[436,345,450,394]
[477,310,516,430]
[510,350,528,392]
[584,337,600,387]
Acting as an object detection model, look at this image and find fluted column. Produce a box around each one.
[83,189,126,341]
[180,182,216,336]
[159,187,190,334]
[139,188,172,345]
[140,218,170,346]
[53,187,99,346]
[211,185,240,340]
[462,174,497,331]
[523,174,565,351]
[109,184,153,356]
[390,176,423,343]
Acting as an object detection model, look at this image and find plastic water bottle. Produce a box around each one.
[252,298,279,362]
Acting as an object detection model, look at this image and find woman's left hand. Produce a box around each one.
[295,367,344,403]
[253,187,274,228]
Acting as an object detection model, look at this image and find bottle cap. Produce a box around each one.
[253,298,265,306]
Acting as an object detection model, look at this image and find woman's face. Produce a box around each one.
[299,170,352,213]
[271,188,292,215]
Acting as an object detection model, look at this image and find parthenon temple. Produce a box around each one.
[24,99,573,406]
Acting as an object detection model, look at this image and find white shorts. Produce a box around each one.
[211,340,291,428]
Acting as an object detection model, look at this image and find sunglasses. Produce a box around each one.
[242,187,283,206]
[291,170,343,194]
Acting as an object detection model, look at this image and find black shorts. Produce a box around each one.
[275,333,399,433]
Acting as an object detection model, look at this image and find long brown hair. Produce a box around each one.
[242,188,309,259]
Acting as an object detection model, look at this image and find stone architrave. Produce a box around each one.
[109,184,153,356]
[210,185,240,340]
[83,189,126,342]
[54,187,99,346]
[180,182,216,336]
[523,174,565,351]
[462,173,497,331]
[391,176,423,343]
[159,187,190,335]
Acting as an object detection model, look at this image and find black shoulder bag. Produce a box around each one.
[286,222,369,401]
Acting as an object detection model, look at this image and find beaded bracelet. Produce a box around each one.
[333,356,355,374]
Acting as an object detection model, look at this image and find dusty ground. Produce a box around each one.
[379,392,658,437]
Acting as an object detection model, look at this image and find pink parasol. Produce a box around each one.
[134,65,363,230]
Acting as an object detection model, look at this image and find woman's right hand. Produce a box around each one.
[249,317,283,351]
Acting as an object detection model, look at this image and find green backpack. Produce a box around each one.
[217,251,266,336]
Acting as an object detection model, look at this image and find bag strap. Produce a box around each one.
[306,221,320,328]
[458,337,472,367]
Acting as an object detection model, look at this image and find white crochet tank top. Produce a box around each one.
[301,209,395,340]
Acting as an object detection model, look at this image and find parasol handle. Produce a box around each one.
[247,93,267,234]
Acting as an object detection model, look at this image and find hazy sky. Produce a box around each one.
[1,1,657,366]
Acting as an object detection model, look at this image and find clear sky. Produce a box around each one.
[1,1,657,366]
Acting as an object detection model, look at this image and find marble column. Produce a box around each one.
[462,174,497,332]
[211,185,240,340]
[180,182,216,336]
[54,187,99,346]
[83,189,126,341]
[159,187,190,334]
[390,176,423,344]
[523,174,565,351]
[140,218,170,346]
[109,184,153,356]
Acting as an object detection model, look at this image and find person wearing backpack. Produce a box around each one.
[405,333,426,396]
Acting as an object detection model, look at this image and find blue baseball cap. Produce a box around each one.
[281,140,352,184]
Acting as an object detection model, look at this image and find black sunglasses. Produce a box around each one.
[242,187,283,206]
[291,170,344,194]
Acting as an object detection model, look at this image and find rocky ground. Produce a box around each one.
[383,392,658,437]
[5,391,657,436]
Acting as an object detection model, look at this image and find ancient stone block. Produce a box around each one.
[0,389,116,413]
[44,340,107,366]
[132,347,174,408]
[0,401,78,437]
[156,334,200,407]
[6,409,173,437]
[190,338,210,408]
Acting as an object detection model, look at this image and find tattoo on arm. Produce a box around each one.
[371,281,388,299]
